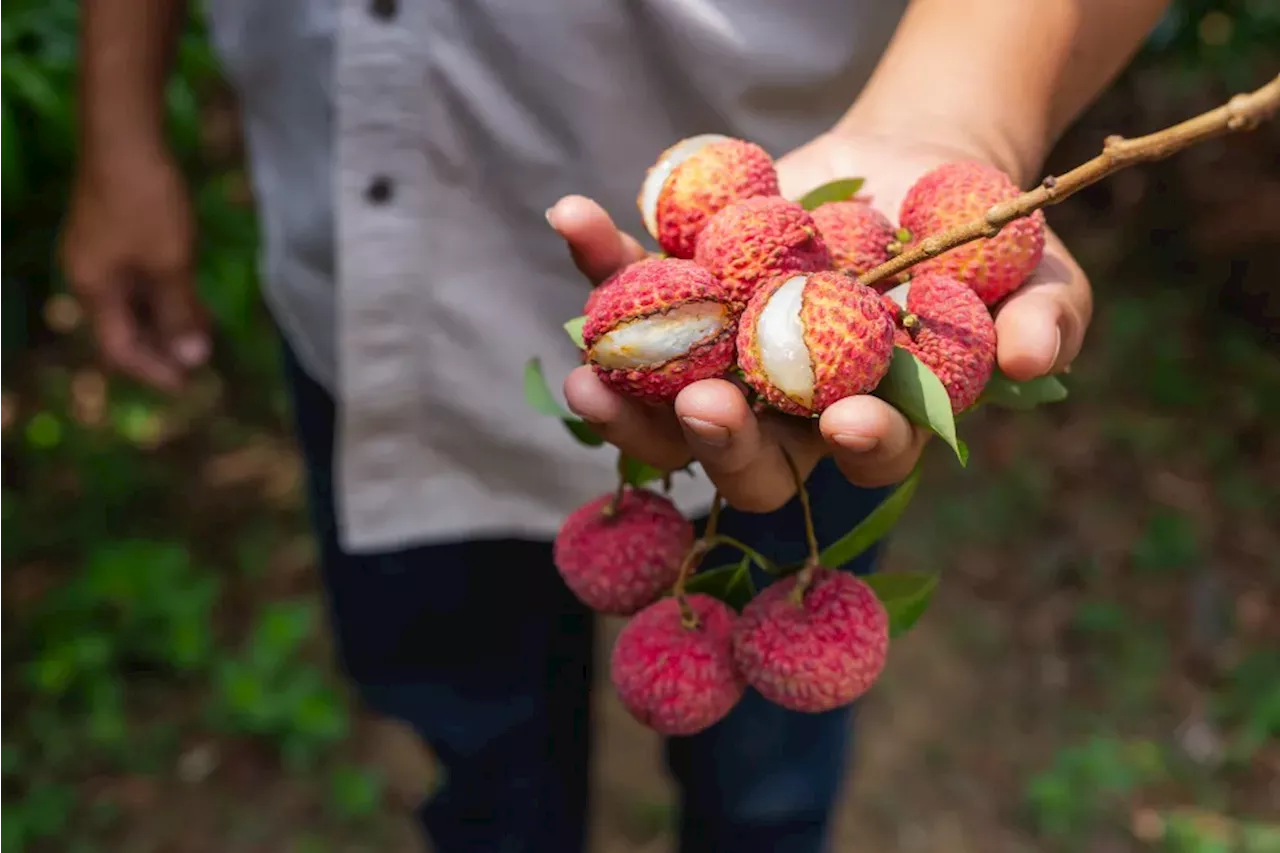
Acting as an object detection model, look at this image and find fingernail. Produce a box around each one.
[173,334,210,367]
[832,433,879,453]
[545,206,560,230]
[1050,327,1062,368]
[681,416,729,447]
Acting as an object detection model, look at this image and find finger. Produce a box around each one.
[993,230,1092,380]
[818,395,929,488]
[546,194,648,285]
[86,285,183,391]
[149,270,211,369]
[563,365,691,471]
[673,380,825,513]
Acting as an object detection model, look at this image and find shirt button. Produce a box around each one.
[369,0,397,21]
[366,175,394,205]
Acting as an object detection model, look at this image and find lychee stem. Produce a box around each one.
[705,535,777,575]
[789,563,817,605]
[780,446,820,569]
[856,74,1280,290]
[603,453,629,518]
[900,312,921,339]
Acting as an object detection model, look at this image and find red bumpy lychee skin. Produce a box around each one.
[694,196,832,307]
[553,487,695,616]
[736,271,895,417]
[809,200,898,278]
[583,257,738,404]
[639,136,781,260]
[884,273,997,414]
[610,593,746,736]
[898,161,1046,306]
[733,567,889,713]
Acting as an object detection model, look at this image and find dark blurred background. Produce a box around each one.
[2,2,1278,851]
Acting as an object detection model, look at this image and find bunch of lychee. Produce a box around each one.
[555,483,890,735]
[584,133,1047,417]
[559,133,1048,736]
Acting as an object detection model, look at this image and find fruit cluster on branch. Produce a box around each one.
[524,75,1280,737]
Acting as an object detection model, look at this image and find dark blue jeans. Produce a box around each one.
[281,342,891,853]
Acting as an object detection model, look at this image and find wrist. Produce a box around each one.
[834,97,1048,187]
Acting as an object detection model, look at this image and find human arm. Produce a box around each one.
[60,0,209,391]
[556,0,1170,510]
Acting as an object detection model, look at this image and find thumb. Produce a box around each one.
[150,270,210,369]
[547,194,648,284]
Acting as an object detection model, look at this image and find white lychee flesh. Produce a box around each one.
[755,275,814,406]
[884,281,911,310]
[591,302,729,370]
[639,134,731,237]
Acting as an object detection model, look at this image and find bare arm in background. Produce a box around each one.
[61,0,209,391]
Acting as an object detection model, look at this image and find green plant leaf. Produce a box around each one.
[978,369,1069,410]
[621,457,665,488]
[819,466,920,568]
[522,357,604,446]
[863,572,938,637]
[681,557,759,610]
[564,316,586,349]
[874,348,964,463]
[722,557,758,610]
[796,178,866,211]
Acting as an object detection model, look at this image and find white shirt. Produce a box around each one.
[204,0,907,553]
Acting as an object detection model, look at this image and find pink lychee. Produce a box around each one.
[736,271,895,417]
[882,273,997,413]
[694,196,832,307]
[733,567,889,713]
[583,257,739,404]
[638,135,781,259]
[611,593,746,735]
[810,200,898,278]
[898,161,1045,306]
[553,487,694,616]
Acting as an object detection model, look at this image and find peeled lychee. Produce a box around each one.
[898,161,1045,306]
[810,200,897,277]
[638,135,781,259]
[583,257,738,404]
[883,273,996,413]
[694,196,832,307]
[611,593,746,735]
[736,271,895,417]
[553,487,694,616]
[733,567,889,713]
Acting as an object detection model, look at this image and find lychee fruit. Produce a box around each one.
[553,487,695,616]
[638,135,781,260]
[694,196,832,307]
[733,567,889,713]
[810,200,898,278]
[736,270,895,417]
[611,593,746,735]
[898,161,1045,306]
[583,257,738,404]
[882,273,996,414]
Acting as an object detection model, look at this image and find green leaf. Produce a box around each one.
[522,357,604,447]
[863,572,938,637]
[978,369,1069,410]
[819,466,920,568]
[621,457,665,488]
[874,348,964,463]
[683,557,759,610]
[564,316,586,349]
[796,178,866,211]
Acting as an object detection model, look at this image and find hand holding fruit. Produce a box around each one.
[551,128,1092,512]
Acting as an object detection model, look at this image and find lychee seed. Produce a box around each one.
[611,593,746,736]
[553,487,694,616]
[736,271,896,417]
[583,257,739,404]
[732,567,889,714]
